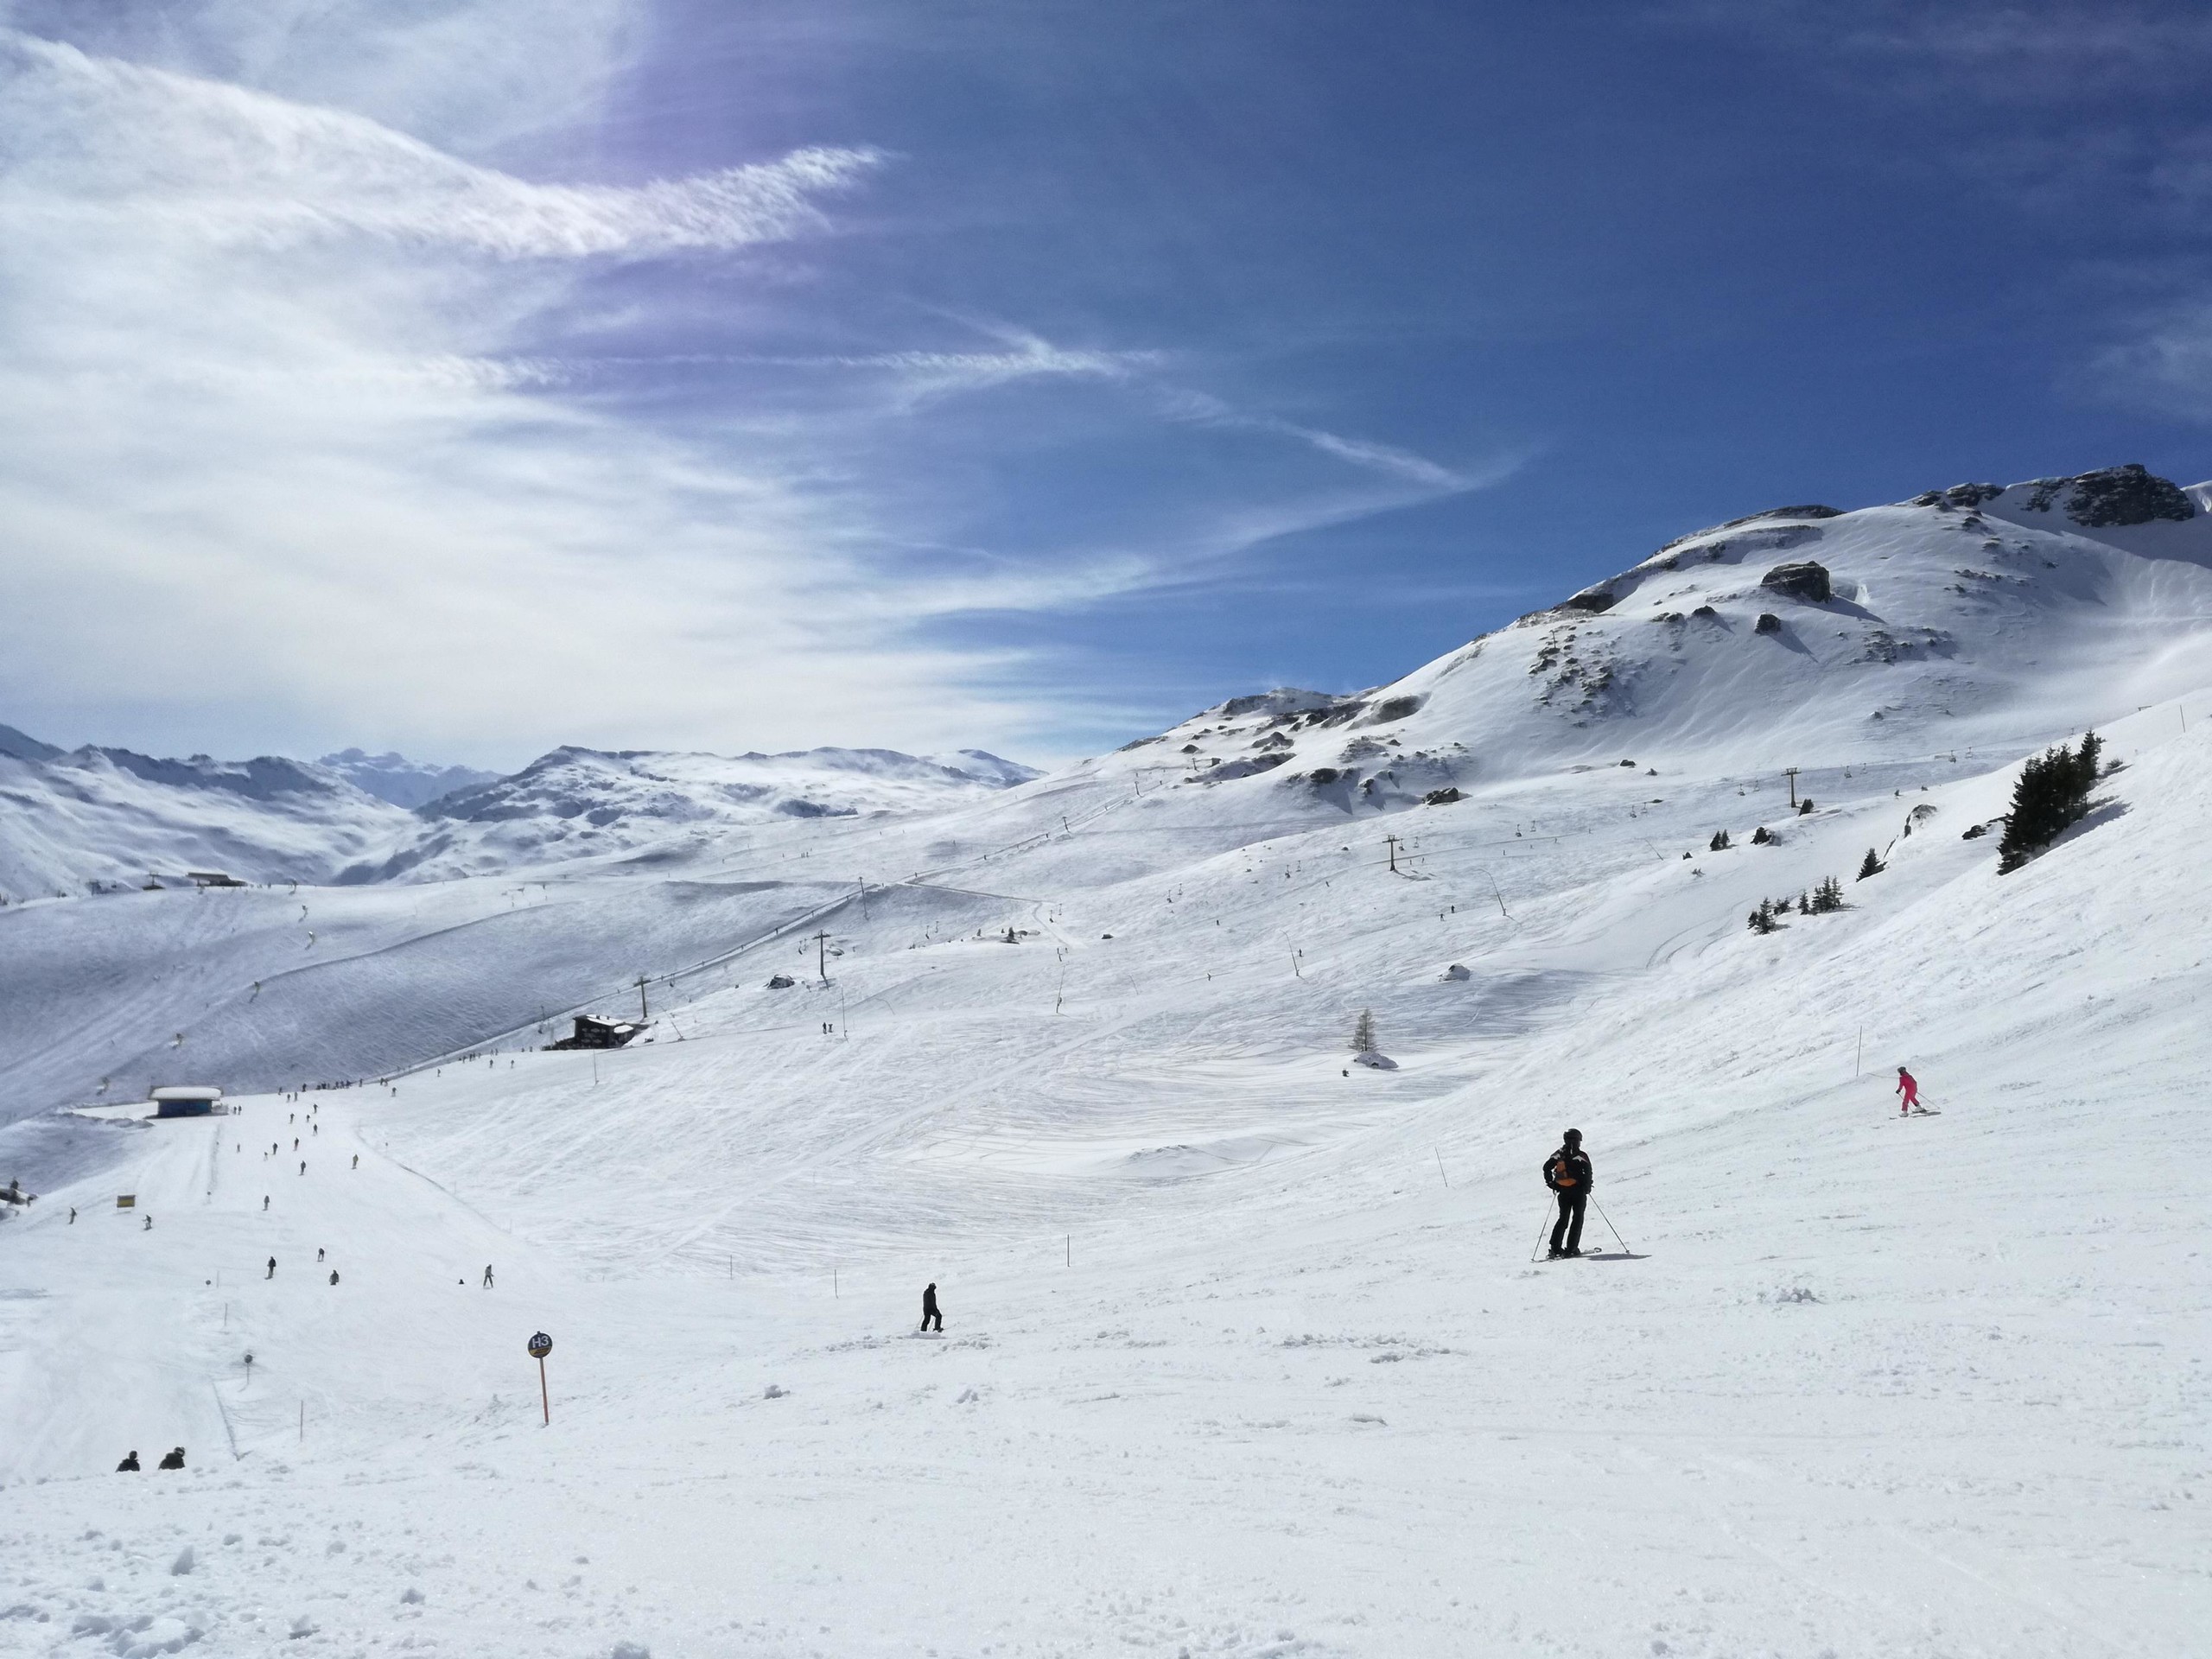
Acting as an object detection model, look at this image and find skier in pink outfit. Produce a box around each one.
[1896,1065,1920,1114]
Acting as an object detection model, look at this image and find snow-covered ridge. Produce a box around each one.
[1095,465,2212,816]
[0,743,415,901]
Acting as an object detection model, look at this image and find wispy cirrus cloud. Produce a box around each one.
[3,31,883,258]
[0,13,1113,765]
[1155,385,1503,493]
[0,3,1522,769]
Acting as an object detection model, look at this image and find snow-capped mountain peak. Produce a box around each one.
[1090,466,2212,816]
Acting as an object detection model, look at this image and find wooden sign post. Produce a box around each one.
[528,1336,553,1424]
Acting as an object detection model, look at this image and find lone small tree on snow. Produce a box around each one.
[1746,899,1778,934]
[1351,1009,1376,1054]
[1857,849,1885,880]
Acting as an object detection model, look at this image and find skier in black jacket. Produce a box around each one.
[1544,1129,1592,1258]
[920,1282,942,1333]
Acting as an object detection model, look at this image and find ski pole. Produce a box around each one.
[1592,1198,1631,1255]
[1530,1203,1555,1263]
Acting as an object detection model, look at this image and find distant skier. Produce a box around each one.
[483,1265,494,1288]
[1896,1065,1922,1116]
[263,1196,270,1211]
[316,1248,324,1262]
[352,1154,359,1169]
[143,1214,152,1230]
[328,1270,339,1286]
[117,1450,140,1471]
[266,1255,276,1279]
[920,1282,943,1333]
[156,1447,185,1470]
[68,1207,76,1224]
[1543,1128,1592,1259]
[299,1161,306,1175]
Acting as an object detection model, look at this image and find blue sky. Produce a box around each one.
[3,2,2211,768]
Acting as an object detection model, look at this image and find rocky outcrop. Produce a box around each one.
[1759,562,1833,603]
[1754,613,1783,635]
[2014,464,2194,527]
[1910,482,2004,510]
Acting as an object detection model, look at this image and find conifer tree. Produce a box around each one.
[1857,849,1885,880]
[2074,730,2102,795]
[1998,734,2100,874]
[1351,1009,1376,1053]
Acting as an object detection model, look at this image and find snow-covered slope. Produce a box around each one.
[0,746,416,900]
[0,686,2206,1654]
[1,462,2209,1655]
[316,749,502,810]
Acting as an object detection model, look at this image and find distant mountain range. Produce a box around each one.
[0,737,1040,899]
[318,749,504,810]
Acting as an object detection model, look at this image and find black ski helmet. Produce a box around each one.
[1562,1128,1582,1145]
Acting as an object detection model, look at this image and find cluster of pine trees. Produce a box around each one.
[1746,876,1847,933]
[1997,732,2101,874]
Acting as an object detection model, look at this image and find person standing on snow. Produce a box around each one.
[482,1265,493,1289]
[266,1255,276,1279]
[1544,1129,1592,1259]
[117,1450,140,1471]
[920,1282,943,1333]
[1896,1065,1921,1115]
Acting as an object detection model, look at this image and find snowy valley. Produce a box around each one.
[1,466,2209,1658]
